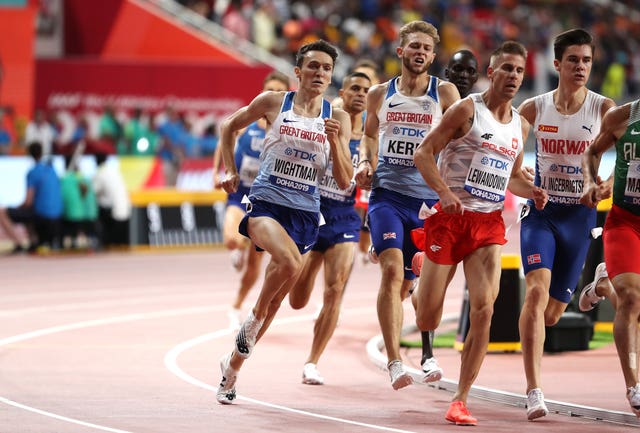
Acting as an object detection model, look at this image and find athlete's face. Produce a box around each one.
[554,44,593,88]
[488,52,526,100]
[295,51,334,94]
[339,76,370,115]
[397,32,436,76]
[445,54,479,98]
[263,78,289,92]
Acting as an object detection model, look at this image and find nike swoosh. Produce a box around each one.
[631,129,640,135]
[389,102,404,108]
[283,118,297,123]
[343,234,356,239]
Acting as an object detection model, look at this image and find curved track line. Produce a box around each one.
[0,306,218,432]
[165,308,419,433]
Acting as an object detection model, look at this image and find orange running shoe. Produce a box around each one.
[445,401,477,426]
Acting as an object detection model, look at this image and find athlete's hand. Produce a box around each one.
[521,165,535,182]
[220,172,240,194]
[324,117,341,143]
[580,175,611,208]
[438,189,463,214]
[355,161,373,190]
[532,186,548,210]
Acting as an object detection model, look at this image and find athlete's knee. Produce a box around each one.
[416,313,440,332]
[469,302,494,328]
[543,310,563,327]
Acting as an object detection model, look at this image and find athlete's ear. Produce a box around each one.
[294,66,301,81]
[396,46,403,59]
[553,58,560,73]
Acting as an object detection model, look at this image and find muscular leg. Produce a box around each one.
[453,245,501,403]
[231,248,265,310]
[611,273,640,389]
[518,268,551,393]
[377,247,408,363]
[289,251,324,309]
[306,242,355,365]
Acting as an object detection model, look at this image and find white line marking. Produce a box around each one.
[0,306,218,432]
[164,308,419,433]
[0,396,134,433]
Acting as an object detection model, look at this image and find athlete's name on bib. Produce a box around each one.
[273,159,318,181]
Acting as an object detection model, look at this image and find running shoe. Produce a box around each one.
[227,308,242,331]
[235,310,263,359]
[578,262,609,312]
[230,249,245,272]
[627,383,640,416]
[302,363,324,385]
[368,244,379,264]
[387,360,413,390]
[421,357,443,383]
[216,352,237,404]
[445,400,477,426]
[412,251,425,276]
[526,388,549,420]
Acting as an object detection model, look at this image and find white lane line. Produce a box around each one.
[164,308,419,433]
[0,305,218,432]
[0,396,134,433]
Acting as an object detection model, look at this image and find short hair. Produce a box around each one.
[27,142,43,160]
[553,28,594,61]
[263,71,290,89]
[489,41,527,68]
[341,72,372,90]
[398,21,440,47]
[296,39,338,68]
[353,58,378,73]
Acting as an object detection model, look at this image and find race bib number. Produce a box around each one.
[624,160,640,204]
[239,156,260,187]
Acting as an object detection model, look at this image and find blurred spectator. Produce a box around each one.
[601,50,627,102]
[123,107,158,156]
[24,108,57,158]
[0,142,63,253]
[0,110,11,156]
[60,154,98,250]
[156,106,186,185]
[93,153,131,248]
[98,104,123,154]
[199,123,219,157]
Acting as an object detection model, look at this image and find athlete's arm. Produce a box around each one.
[507,144,547,210]
[327,107,354,190]
[218,92,284,193]
[355,83,384,189]
[437,80,461,112]
[581,102,630,208]
[414,97,473,214]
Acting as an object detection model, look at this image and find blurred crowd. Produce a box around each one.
[0,104,220,185]
[177,0,640,100]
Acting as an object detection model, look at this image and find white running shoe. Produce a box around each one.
[526,388,549,420]
[230,249,245,272]
[216,352,237,404]
[387,360,413,390]
[235,310,263,359]
[421,357,443,383]
[302,363,324,385]
[627,383,640,416]
[227,308,242,331]
[578,262,609,312]
[368,244,379,264]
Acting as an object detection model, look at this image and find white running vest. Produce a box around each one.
[532,90,606,205]
[438,93,523,212]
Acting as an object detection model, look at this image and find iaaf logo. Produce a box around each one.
[285,147,317,161]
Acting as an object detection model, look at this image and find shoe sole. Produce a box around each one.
[391,373,413,390]
[302,378,324,385]
[445,416,477,426]
[422,369,443,383]
[527,408,548,420]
